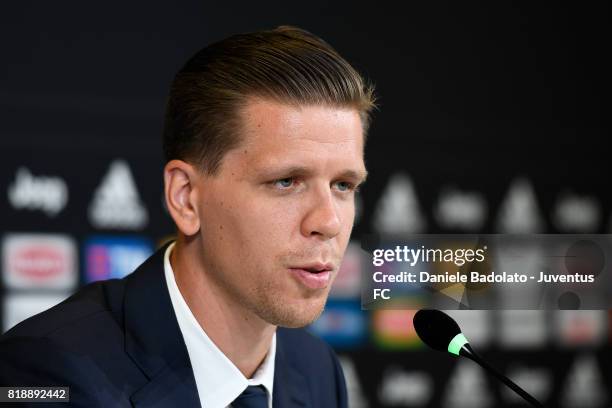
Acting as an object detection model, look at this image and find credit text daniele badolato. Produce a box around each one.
[371,245,595,285]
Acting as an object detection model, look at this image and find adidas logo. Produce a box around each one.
[372,173,426,234]
[495,178,544,233]
[442,360,493,408]
[88,160,148,230]
[7,167,68,217]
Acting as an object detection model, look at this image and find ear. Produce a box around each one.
[164,160,201,236]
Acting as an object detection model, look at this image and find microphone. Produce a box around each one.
[413,309,544,408]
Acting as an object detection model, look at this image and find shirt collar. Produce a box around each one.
[163,242,276,408]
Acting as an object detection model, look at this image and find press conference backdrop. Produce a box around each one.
[1,2,610,407]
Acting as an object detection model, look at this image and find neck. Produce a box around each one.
[170,237,276,378]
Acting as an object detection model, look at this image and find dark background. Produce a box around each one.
[1,2,610,407]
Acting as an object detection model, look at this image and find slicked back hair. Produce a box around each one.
[163,25,376,175]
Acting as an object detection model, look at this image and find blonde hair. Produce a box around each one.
[163,25,376,174]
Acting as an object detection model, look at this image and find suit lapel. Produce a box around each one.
[129,353,200,407]
[273,329,309,407]
[123,243,200,407]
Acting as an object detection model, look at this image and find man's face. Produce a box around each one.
[194,98,366,328]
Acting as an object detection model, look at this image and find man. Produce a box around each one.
[0,26,375,407]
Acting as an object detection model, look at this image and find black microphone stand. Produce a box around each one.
[459,344,544,408]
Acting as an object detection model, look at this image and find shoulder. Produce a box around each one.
[2,278,125,341]
[0,278,127,363]
[0,279,125,369]
[0,279,134,406]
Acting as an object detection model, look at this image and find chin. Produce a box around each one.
[258,297,328,328]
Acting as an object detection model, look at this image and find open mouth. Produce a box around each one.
[289,264,333,289]
[302,267,327,274]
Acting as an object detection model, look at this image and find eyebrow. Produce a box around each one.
[337,169,369,184]
[262,166,368,183]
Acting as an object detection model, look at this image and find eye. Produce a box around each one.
[273,178,294,189]
[334,181,357,192]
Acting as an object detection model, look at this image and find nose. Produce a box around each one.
[300,187,342,240]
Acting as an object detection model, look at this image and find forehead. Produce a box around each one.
[226,98,366,173]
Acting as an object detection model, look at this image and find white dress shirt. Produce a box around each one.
[164,242,276,408]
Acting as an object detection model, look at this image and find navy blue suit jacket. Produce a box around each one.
[0,244,348,407]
